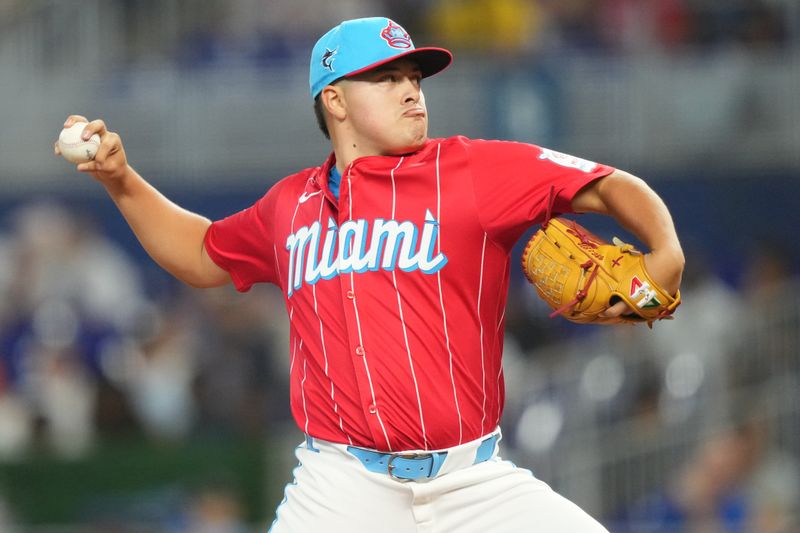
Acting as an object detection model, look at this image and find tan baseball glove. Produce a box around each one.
[521,217,680,326]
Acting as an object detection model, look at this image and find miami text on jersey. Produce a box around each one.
[285,209,448,296]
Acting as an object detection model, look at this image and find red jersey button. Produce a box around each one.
[355,346,365,356]
[346,290,355,299]
[368,404,377,414]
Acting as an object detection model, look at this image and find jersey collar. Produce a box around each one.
[324,140,437,175]
[313,152,339,204]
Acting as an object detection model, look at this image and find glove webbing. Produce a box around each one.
[548,261,599,318]
[540,188,603,319]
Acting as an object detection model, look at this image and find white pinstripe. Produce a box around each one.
[495,365,503,427]
[496,308,506,334]
[289,316,297,375]
[285,196,304,291]
[495,262,508,424]
[389,157,429,449]
[434,142,463,444]
[301,354,309,434]
[477,233,488,434]
[311,195,352,444]
[346,165,393,451]
[275,244,296,375]
[289,196,310,433]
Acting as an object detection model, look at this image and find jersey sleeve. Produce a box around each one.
[204,188,279,292]
[466,139,615,250]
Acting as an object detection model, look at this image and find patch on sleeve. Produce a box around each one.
[538,148,598,173]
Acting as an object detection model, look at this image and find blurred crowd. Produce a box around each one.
[169,0,795,66]
[0,201,293,530]
[0,201,290,463]
[1,0,792,70]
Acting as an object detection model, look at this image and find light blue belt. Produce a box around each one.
[346,434,498,481]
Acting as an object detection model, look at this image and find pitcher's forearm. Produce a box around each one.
[573,170,682,254]
[571,169,684,296]
[105,165,227,287]
[55,116,229,288]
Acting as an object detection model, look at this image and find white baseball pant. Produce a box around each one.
[267,429,610,533]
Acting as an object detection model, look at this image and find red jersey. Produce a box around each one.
[204,136,614,452]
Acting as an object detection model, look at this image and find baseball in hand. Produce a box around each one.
[57,122,100,164]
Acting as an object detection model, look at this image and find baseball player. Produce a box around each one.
[56,17,683,533]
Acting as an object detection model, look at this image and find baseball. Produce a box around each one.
[57,122,100,164]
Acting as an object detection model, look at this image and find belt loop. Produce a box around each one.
[429,451,446,477]
[306,435,320,453]
[473,434,497,464]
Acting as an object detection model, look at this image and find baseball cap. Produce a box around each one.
[309,17,453,100]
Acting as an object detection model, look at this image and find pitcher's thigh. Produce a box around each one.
[268,446,418,533]
[433,461,609,533]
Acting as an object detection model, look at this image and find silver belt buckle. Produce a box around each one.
[387,452,432,481]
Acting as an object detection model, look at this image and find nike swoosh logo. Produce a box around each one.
[298,190,322,204]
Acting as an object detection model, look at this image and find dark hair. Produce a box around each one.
[313,95,330,140]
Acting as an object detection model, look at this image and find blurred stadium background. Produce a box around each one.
[1,0,799,531]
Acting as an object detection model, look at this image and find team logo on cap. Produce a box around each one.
[321,47,338,72]
[381,21,412,49]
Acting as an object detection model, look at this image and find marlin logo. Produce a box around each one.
[321,47,338,72]
[285,210,448,296]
